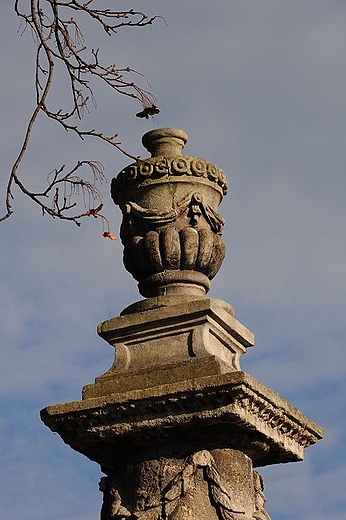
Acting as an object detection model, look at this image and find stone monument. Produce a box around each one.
[41,128,324,519]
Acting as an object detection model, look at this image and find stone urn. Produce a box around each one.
[111,128,228,298]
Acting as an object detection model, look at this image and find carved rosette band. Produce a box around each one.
[111,156,228,203]
[111,128,228,297]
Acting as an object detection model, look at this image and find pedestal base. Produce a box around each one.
[87,298,254,397]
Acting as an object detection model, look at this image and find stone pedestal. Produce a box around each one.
[41,128,324,519]
[41,367,323,518]
[82,297,254,397]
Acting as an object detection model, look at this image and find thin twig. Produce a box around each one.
[1,0,160,227]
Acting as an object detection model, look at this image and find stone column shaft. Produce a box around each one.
[99,449,267,520]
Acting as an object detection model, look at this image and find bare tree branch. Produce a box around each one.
[1,0,160,228]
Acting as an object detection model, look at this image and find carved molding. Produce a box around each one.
[78,381,320,451]
[232,388,315,449]
[41,372,324,470]
[111,156,228,203]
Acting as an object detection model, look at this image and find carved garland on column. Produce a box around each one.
[99,451,271,520]
[252,471,271,520]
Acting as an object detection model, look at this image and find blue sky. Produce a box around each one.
[1,1,346,518]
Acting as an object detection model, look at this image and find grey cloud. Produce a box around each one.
[1,1,345,519]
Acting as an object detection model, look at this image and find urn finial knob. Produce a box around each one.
[142,128,188,157]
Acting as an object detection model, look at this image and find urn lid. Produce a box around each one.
[142,128,188,157]
[111,128,228,205]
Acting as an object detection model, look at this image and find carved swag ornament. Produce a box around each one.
[119,191,225,283]
[99,450,271,520]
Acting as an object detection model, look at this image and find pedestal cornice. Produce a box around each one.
[41,371,323,473]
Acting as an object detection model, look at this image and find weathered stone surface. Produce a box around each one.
[41,127,324,519]
[98,449,270,520]
[111,128,228,297]
[40,371,324,473]
[120,294,234,315]
[83,297,254,396]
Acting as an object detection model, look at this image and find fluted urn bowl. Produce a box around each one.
[111,128,228,298]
